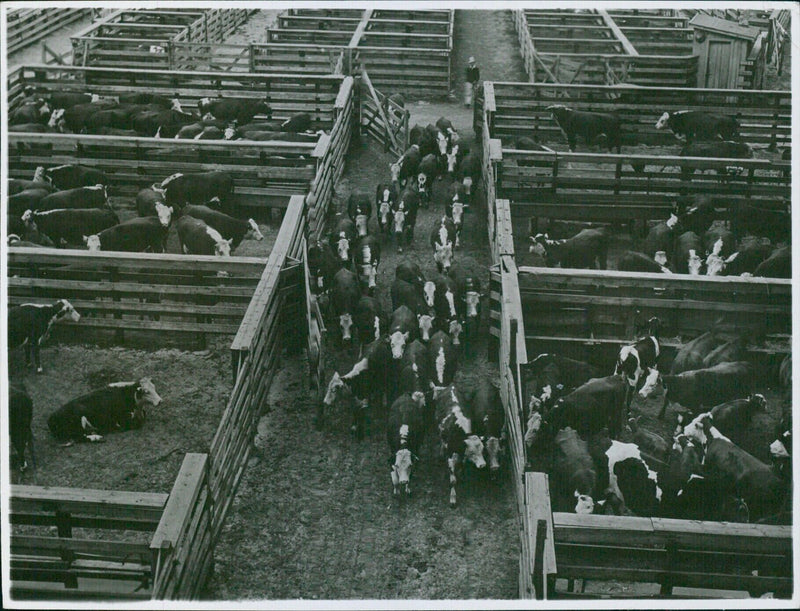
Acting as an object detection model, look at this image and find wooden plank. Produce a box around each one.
[11,486,168,516]
[526,473,557,578]
[361,69,399,152]
[151,454,207,552]
[11,536,152,559]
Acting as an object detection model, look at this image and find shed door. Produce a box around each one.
[707,40,733,88]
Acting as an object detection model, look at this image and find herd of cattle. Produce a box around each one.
[522,319,792,524]
[523,107,791,278]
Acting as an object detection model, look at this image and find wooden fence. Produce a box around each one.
[6,8,91,55]
[359,70,410,158]
[485,81,791,149]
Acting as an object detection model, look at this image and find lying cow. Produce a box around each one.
[655,110,739,143]
[8,300,81,373]
[48,378,162,444]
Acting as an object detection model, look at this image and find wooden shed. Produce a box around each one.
[689,13,761,88]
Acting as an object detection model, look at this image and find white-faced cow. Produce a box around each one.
[348,191,372,237]
[354,235,381,293]
[181,205,263,249]
[329,216,357,264]
[530,228,608,270]
[175,215,232,256]
[553,427,597,514]
[430,217,456,273]
[655,110,739,143]
[387,394,427,497]
[428,330,458,389]
[354,295,386,346]
[330,268,361,346]
[85,217,169,253]
[389,305,418,360]
[8,300,81,373]
[375,182,398,235]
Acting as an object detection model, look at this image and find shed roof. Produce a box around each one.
[689,13,760,40]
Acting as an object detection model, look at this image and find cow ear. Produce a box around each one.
[403,331,409,340]
[82,235,89,243]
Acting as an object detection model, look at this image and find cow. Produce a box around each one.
[428,330,458,389]
[85,217,169,253]
[133,107,198,137]
[329,216,357,263]
[175,215,232,256]
[308,240,341,296]
[390,144,422,187]
[45,91,94,110]
[445,183,468,247]
[530,228,608,270]
[197,97,272,125]
[436,384,486,506]
[468,381,505,477]
[409,124,437,158]
[553,427,597,514]
[136,185,169,218]
[547,105,622,153]
[375,183,398,235]
[679,141,753,177]
[547,375,629,441]
[395,260,426,290]
[160,171,234,209]
[47,378,161,444]
[7,300,81,373]
[36,185,108,212]
[392,186,420,251]
[321,338,392,438]
[670,329,724,374]
[137,197,173,228]
[673,231,704,275]
[435,116,459,148]
[181,205,263,250]
[642,213,679,261]
[702,336,747,369]
[354,235,381,292]
[604,441,662,517]
[718,236,774,276]
[457,150,481,204]
[23,208,120,247]
[389,305,418,360]
[10,97,50,125]
[626,416,669,464]
[655,110,739,143]
[754,245,790,278]
[617,250,671,273]
[8,167,53,195]
[703,226,736,258]
[729,199,791,244]
[430,217,456,273]
[703,235,738,277]
[387,394,426,496]
[330,268,361,346]
[700,394,768,447]
[348,191,372,237]
[615,316,661,405]
[9,383,36,471]
[279,112,312,133]
[431,274,459,326]
[416,153,440,207]
[354,296,386,346]
[522,353,601,416]
[8,188,52,217]
[9,122,55,133]
[679,195,717,236]
[13,213,55,247]
[639,361,755,419]
[391,278,426,315]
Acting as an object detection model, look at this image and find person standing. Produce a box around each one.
[464,56,480,107]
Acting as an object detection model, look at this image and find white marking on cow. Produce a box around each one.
[540,385,552,402]
[379,202,392,226]
[80,416,94,431]
[423,281,436,307]
[247,219,264,241]
[373,316,381,341]
[343,358,368,380]
[339,313,353,340]
[448,319,462,345]
[654,251,668,266]
[605,440,661,504]
[770,439,790,459]
[435,347,446,385]
[650,336,660,358]
[160,173,183,187]
[466,291,480,317]
[619,345,641,387]
[108,381,135,388]
[638,367,660,398]
[399,423,409,442]
[85,235,101,251]
[437,224,448,246]
[389,331,408,359]
[464,435,486,469]
[33,166,46,181]
[393,209,406,233]
[655,112,670,130]
[154,202,172,227]
[48,108,65,127]
[418,314,434,341]
[666,213,678,229]
[444,290,456,318]
[687,249,702,275]
[204,225,231,256]
[574,492,595,514]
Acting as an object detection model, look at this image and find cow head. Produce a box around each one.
[390,163,401,183]
[654,251,668,267]
[417,172,427,193]
[529,233,549,256]
[323,371,350,407]
[224,124,238,140]
[84,234,102,251]
[574,492,595,514]
[135,377,162,415]
[706,250,738,276]
[686,249,703,275]
[483,430,503,475]
[339,313,353,342]
[335,235,350,262]
[56,299,81,323]
[418,313,435,341]
[448,318,463,345]
[436,131,448,156]
[170,98,183,112]
[390,445,418,496]
[379,201,392,230]
[447,127,459,146]
[637,367,662,399]
[463,435,486,469]
[393,208,406,242]
[446,146,458,174]
[749,393,768,412]
[616,345,641,388]
[355,214,369,237]
[214,237,233,257]
[655,111,671,130]
[465,290,480,318]
[154,202,173,227]
[423,281,436,308]
[33,166,46,182]
[149,45,167,54]
[434,242,453,273]
[48,107,65,129]
[389,330,409,359]
[21,209,34,224]
[247,219,264,241]
[373,315,382,342]
[360,263,377,290]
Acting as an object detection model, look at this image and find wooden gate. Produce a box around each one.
[303,237,326,399]
[359,69,409,158]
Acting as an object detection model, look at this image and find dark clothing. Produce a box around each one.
[466,64,480,85]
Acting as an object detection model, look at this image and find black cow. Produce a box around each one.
[44,165,111,190]
[642,212,679,261]
[354,295,387,346]
[391,144,422,187]
[680,195,717,236]
[136,186,173,227]
[719,236,774,276]
[9,383,36,471]
[8,122,55,133]
[638,361,754,419]
[673,230,704,275]
[627,416,669,464]
[56,100,118,133]
[387,393,427,496]
[548,105,622,153]
[85,217,169,253]
[530,228,608,270]
[308,240,342,296]
[522,353,601,416]
[395,260,426,289]
[48,378,162,444]
[161,171,234,209]
[391,278,426,315]
[330,268,361,345]
[702,394,768,448]
[435,116,459,148]
[198,97,272,125]
[553,427,597,514]
[36,185,108,212]
[428,330,457,388]
[754,245,790,278]
[8,188,53,216]
[280,112,312,133]
[348,191,372,237]
[8,300,81,373]
[9,97,50,125]
[548,375,629,440]
[175,215,232,256]
[392,186,420,252]
[416,153,439,207]
[655,110,739,143]
[409,124,436,158]
[46,92,93,110]
[117,92,173,107]
[467,381,505,477]
[181,205,263,249]
[431,274,459,326]
[435,384,486,506]
[24,208,120,247]
[679,141,753,178]
[133,108,197,137]
[375,182,398,235]
[14,212,55,247]
[617,250,671,273]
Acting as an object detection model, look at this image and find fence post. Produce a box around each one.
[533,518,548,599]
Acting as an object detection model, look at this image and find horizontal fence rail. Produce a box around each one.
[7,8,91,55]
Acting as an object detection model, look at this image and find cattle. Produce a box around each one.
[348,191,372,237]
[10,97,50,125]
[719,236,774,276]
[435,116,459,148]
[9,167,53,195]
[24,208,120,247]
[428,330,458,389]
[354,296,386,346]
[389,305,418,360]
[729,199,791,244]
[56,100,117,133]
[430,217,456,273]
[547,105,622,153]
[36,185,108,212]
[133,107,198,137]
[444,144,460,178]
[7,300,81,373]
[14,212,55,247]
[679,141,753,177]
[390,144,422,187]
[375,183,398,235]
[397,341,431,407]
[415,153,440,207]
[617,250,671,273]
[457,150,481,203]
[409,124,437,158]
[48,378,161,444]
[417,310,437,343]
[702,336,747,369]
[530,228,608,270]
[615,316,661,404]
[431,274,459,326]
[703,226,736,258]
[236,129,321,142]
[679,195,717,236]
[447,264,480,331]
[354,235,381,292]
[548,375,629,441]
[392,186,420,252]
[136,184,168,216]
[196,97,272,125]
[330,268,361,345]
[552,427,597,513]
[704,234,739,276]
[46,91,94,110]
[308,240,341,296]
[395,260,426,290]
[86,217,169,253]
[673,231,704,275]
[175,215,232,256]
[642,213,680,261]
[435,384,486,506]
[9,383,36,471]
[604,441,662,517]
[8,122,55,133]
[280,112,312,133]
[639,361,754,419]
[670,329,724,374]
[445,183,468,247]
[137,198,173,228]
[655,110,739,143]
[522,353,601,415]
[321,338,392,438]
[391,278,426,315]
[467,381,505,477]
[754,245,790,278]
[626,416,669,464]
[703,394,767,447]
[329,216,357,263]
[181,205,263,250]
[387,394,426,496]
[161,171,234,209]
[8,188,54,216]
